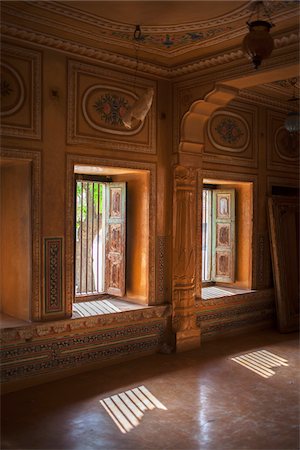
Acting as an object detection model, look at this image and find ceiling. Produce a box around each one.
[1,1,299,100]
[2,1,299,66]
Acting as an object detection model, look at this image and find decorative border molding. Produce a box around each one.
[156,236,168,302]
[44,238,64,316]
[0,147,42,320]
[238,89,292,112]
[1,23,298,79]
[66,155,157,315]
[0,305,170,344]
[0,319,166,384]
[3,1,298,57]
[0,42,41,139]
[1,24,169,78]
[196,289,275,338]
[67,60,156,153]
[172,32,299,78]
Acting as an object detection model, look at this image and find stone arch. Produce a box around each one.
[172,62,299,352]
[179,62,299,151]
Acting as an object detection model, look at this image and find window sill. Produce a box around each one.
[72,297,145,318]
[200,286,254,301]
[0,303,171,344]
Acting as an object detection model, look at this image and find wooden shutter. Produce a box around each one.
[212,189,235,282]
[268,196,299,332]
[104,182,126,297]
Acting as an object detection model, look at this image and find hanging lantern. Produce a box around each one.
[242,2,274,69]
[284,78,300,133]
[284,112,300,133]
[243,20,274,69]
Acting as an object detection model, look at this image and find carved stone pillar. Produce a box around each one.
[172,165,200,352]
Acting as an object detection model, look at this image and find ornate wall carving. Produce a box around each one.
[173,166,196,285]
[196,289,275,339]
[44,238,64,318]
[275,127,299,161]
[207,110,250,152]
[267,110,299,172]
[172,166,200,349]
[67,60,156,153]
[1,318,166,386]
[156,236,168,302]
[204,103,258,168]
[0,43,41,139]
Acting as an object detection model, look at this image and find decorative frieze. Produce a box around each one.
[1,321,166,384]
[1,24,298,79]
[197,289,275,338]
[0,305,170,344]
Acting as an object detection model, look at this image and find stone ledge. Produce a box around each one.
[0,304,171,344]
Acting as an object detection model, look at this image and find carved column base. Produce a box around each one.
[175,328,201,352]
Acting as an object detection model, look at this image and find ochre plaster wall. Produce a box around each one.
[1,38,299,389]
[0,161,31,320]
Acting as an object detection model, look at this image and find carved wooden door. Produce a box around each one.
[105,183,126,297]
[268,196,299,332]
[212,189,235,282]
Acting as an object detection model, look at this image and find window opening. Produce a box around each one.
[202,188,212,282]
[75,180,105,296]
[75,178,126,299]
[202,187,235,283]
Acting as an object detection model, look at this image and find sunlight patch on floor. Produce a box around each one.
[100,385,167,433]
[231,350,288,378]
[73,299,122,317]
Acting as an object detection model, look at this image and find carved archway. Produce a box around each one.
[172,62,299,352]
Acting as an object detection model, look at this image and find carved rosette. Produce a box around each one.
[172,166,200,349]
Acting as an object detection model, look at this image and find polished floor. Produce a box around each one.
[1,329,299,450]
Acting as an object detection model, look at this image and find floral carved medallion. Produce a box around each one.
[93,93,129,126]
[208,111,250,152]
[82,85,143,135]
[275,126,299,161]
[0,62,25,117]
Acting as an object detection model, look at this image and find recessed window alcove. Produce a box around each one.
[66,155,157,317]
[0,149,41,323]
